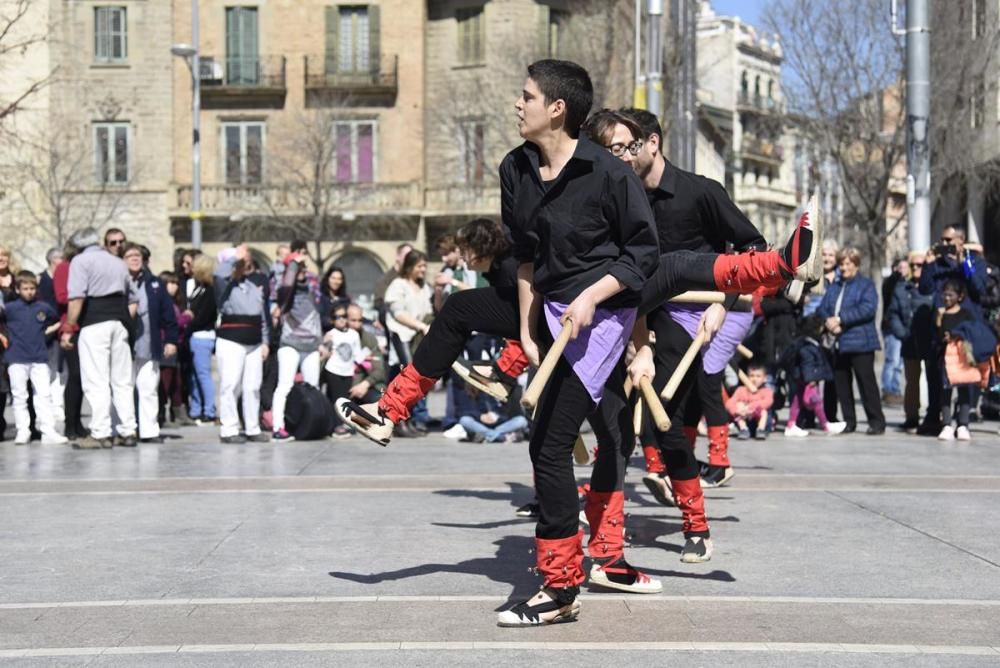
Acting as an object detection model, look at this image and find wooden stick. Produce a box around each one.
[737,343,753,359]
[633,396,643,436]
[669,291,753,305]
[738,368,754,389]
[660,330,708,401]
[573,435,589,465]
[640,376,671,431]
[521,320,573,410]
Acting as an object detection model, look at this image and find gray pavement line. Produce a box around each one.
[827,491,1000,570]
[2,487,1000,497]
[4,594,1000,610]
[0,642,998,658]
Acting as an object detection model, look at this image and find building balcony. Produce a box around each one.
[737,90,783,114]
[200,55,287,108]
[423,184,501,217]
[739,136,784,165]
[173,181,424,218]
[303,54,398,105]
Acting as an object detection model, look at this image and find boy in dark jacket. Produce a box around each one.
[0,271,67,444]
[780,315,847,437]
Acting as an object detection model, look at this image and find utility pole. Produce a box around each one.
[893,0,930,252]
[669,0,697,171]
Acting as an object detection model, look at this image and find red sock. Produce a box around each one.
[378,365,437,423]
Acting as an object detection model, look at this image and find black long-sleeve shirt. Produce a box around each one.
[499,136,659,308]
[648,160,766,253]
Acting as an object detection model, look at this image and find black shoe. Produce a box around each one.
[701,464,735,488]
[917,421,943,436]
[753,430,769,441]
[460,433,485,443]
[697,459,710,476]
[140,436,164,444]
[246,432,271,443]
[515,502,539,518]
[865,425,885,435]
[118,434,138,447]
[393,421,418,438]
[220,434,248,444]
[66,428,90,441]
[411,421,429,435]
[899,419,919,433]
[680,536,714,563]
[842,424,857,434]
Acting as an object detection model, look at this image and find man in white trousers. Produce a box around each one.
[60,228,138,449]
[123,243,179,443]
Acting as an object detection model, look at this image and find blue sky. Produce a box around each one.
[709,0,766,28]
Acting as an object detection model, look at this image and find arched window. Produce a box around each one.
[332,249,385,303]
[754,75,761,97]
[767,79,775,99]
[741,70,749,92]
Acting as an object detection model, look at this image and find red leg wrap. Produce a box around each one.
[536,530,586,589]
[495,340,530,378]
[712,250,787,293]
[707,425,731,467]
[584,490,625,561]
[378,365,437,423]
[642,445,665,474]
[671,477,710,537]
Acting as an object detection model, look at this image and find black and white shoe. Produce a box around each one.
[642,473,674,507]
[589,556,662,594]
[680,536,714,563]
[497,588,580,627]
[451,358,516,402]
[335,399,394,446]
[701,464,735,488]
[515,502,540,518]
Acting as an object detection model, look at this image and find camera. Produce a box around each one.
[934,242,957,257]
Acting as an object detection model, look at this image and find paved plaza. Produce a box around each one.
[1,398,1000,667]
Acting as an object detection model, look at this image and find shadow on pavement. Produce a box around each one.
[329,535,539,610]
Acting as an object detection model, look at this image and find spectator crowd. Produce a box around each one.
[0,221,999,448]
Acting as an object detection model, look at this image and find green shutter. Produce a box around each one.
[368,5,380,76]
[537,5,550,57]
[325,5,338,75]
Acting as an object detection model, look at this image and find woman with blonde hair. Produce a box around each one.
[184,253,218,424]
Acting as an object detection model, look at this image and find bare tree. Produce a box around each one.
[763,0,905,272]
[0,0,53,125]
[1,122,140,250]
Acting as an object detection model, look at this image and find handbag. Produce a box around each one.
[820,285,846,350]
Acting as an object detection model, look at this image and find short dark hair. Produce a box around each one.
[581,109,643,147]
[746,362,767,374]
[435,234,458,254]
[15,269,37,287]
[943,224,967,242]
[799,314,825,339]
[942,278,965,297]
[290,239,309,253]
[619,107,663,142]
[103,227,125,244]
[527,59,594,137]
[456,218,510,260]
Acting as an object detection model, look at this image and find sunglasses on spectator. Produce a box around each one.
[333,313,347,319]
[107,239,125,246]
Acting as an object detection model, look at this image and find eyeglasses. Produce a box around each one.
[605,139,644,157]
[333,313,347,320]
[911,262,924,268]
[107,239,124,247]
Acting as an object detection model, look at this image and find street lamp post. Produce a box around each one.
[171,0,202,249]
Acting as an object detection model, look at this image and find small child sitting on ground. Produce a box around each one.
[724,362,774,440]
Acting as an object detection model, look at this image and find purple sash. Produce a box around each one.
[544,301,636,403]
[665,303,753,374]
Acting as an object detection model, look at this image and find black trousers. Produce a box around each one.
[833,351,885,429]
[323,370,355,426]
[645,310,706,481]
[63,334,85,432]
[682,367,728,428]
[924,351,944,425]
[822,349,838,421]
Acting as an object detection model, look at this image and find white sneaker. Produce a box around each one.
[40,432,69,445]
[956,426,972,441]
[784,424,809,438]
[938,425,955,441]
[443,424,467,440]
[14,431,30,445]
[825,421,847,435]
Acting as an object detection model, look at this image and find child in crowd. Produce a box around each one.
[322,304,367,438]
[780,314,847,437]
[158,271,194,427]
[0,271,66,444]
[725,363,774,440]
[937,280,989,441]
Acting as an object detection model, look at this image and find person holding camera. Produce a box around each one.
[917,225,988,433]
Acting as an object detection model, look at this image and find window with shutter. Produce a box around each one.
[225,7,259,85]
[338,6,370,73]
[222,121,266,185]
[458,120,486,185]
[94,122,130,185]
[333,120,377,183]
[94,7,128,63]
[456,7,484,65]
